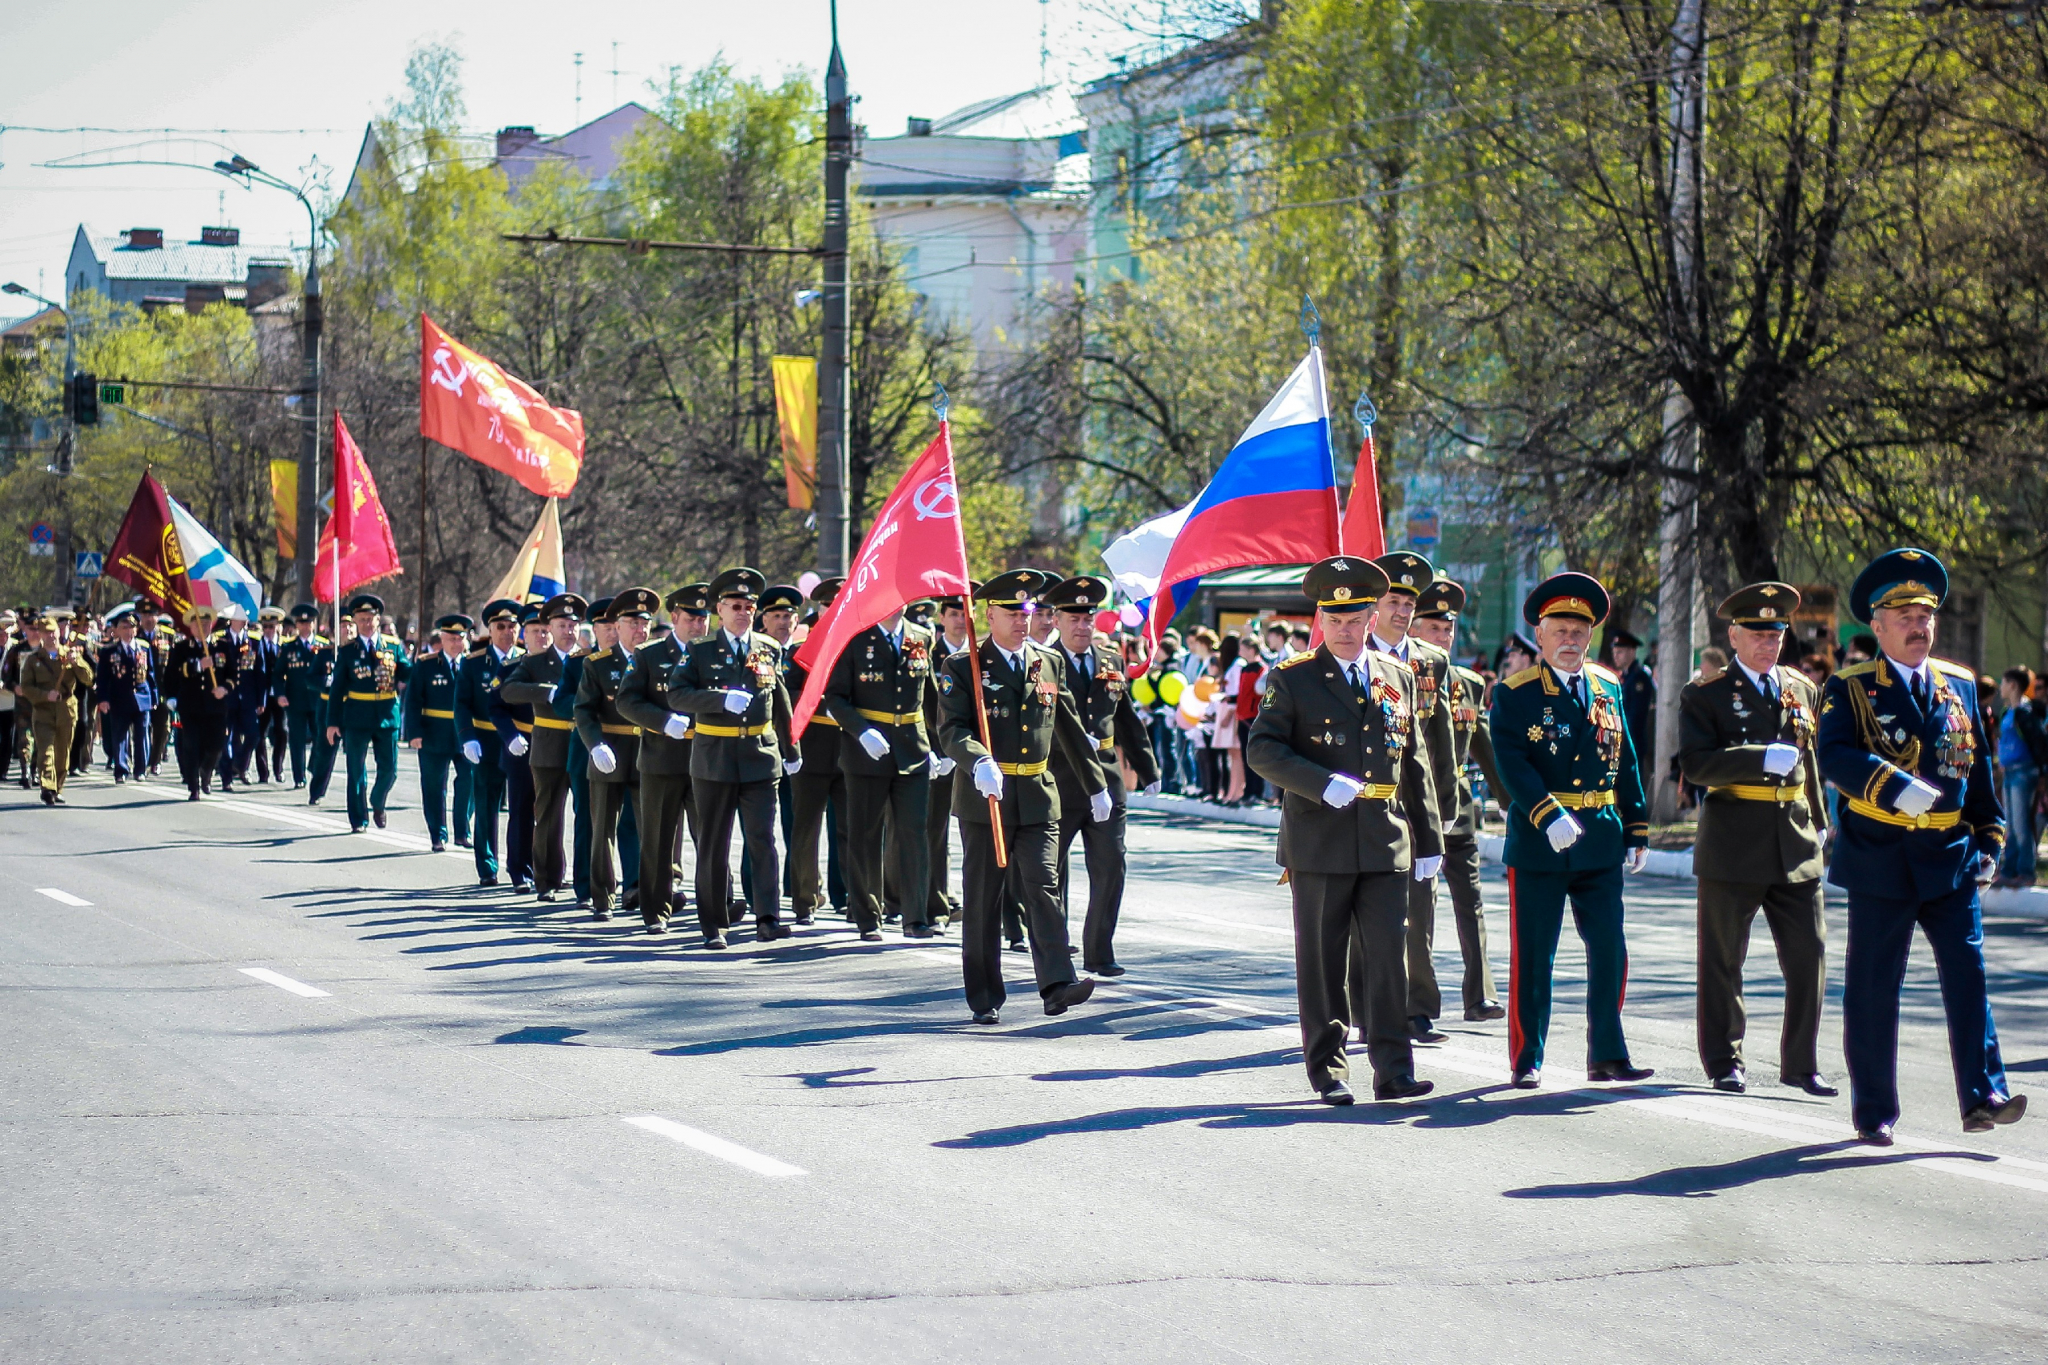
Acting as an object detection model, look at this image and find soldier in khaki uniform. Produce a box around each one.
[20,615,95,805]
[1677,582,1834,1095]
[578,588,657,924]
[499,593,586,901]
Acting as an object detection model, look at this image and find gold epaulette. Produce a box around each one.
[1585,661,1619,684]
[1932,657,1975,680]
[1503,665,1545,689]
[1277,651,1317,669]
[1837,660,1878,679]
[590,647,612,661]
[465,645,489,659]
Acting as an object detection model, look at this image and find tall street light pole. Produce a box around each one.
[817,1,852,577]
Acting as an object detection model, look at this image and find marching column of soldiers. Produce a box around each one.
[7,541,2032,1141]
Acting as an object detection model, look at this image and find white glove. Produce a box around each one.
[973,756,1005,799]
[933,754,955,777]
[1089,790,1114,823]
[1144,779,1162,795]
[1976,853,1999,884]
[1893,775,1940,817]
[507,733,529,757]
[1624,846,1648,874]
[461,739,483,764]
[1412,854,1443,881]
[1762,743,1800,777]
[858,729,890,760]
[784,755,804,776]
[1546,811,1585,852]
[1322,773,1363,808]
[663,712,690,740]
[547,685,559,705]
[722,689,752,715]
[589,742,616,774]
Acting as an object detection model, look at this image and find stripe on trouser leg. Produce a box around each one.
[1506,868,1523,1068]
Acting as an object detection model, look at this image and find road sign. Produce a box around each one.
[75,551,103,579]
[99,383,125,405]
[28,520,54,558]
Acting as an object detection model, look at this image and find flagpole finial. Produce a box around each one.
[1354,390,1378,434]
[1299,295,1321,346]
[931,379,950,423]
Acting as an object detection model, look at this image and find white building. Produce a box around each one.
[65,225,298,312]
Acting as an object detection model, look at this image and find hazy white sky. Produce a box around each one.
[0,0,1114,321]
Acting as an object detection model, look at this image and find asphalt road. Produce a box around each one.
[4,765,2047,1363]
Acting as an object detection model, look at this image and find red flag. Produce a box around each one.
[105,470,196,617]
[791,424,970,736]
[419,314,584,497]
[1339,426,1386,558]
[316,411,403,603]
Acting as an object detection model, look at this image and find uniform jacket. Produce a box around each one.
[455,644,520,758]
[1447,664,1506,837]
[500,647,575,769]
[1488,659,1650,872]
[785,652,841,776]
[165,632,239,716]
[1379,635,1459,827]
[215,630,269,719]
[1047,637,1159,810]
[401,650,465,753]
[823,622,936,777]
[1677,663,1827,884]
[93,637,155,715]
[275,635,330,714]
[323,634,411,733]
[1818,655,2003,899]
[1245,644,1442,875]
[574,644,640,785]
[936,637,1104,826]
[665,630,795,784]
[618,635,693,778]
[19,645,95,718]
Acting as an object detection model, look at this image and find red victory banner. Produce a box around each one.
[105,469,196,617]
[316,411,403,603]
[1339,407,1386,559]
[791,423,970,736]
[419,314,584,498]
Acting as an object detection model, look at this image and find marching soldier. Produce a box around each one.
[212,604,263,790]
[51,609,95,778]
[138,604,173,778]
[253,606,287,782]
[565,596,607,911]
[456,599,524,887]
[935,570,1109,1024]
[1246,556,1443,1105]
[666,568,800,947]
[306,615,348,807]
[1488,572,1652,1088]
[20,614,95,806]
[491,605,549,893]
[578,588,657,923]
[924,587,975,925]
[324,592,412,834]
[785,577,847,925]
[166,604,238,799]
[1043,575,1160,975]
[618,584,708,927]
[1817,548,2025,1142]
[93,604,155,783]
[1408,579,1507,1021]
[500,593,586,902]
[275,604,327,788]
[404,613,475,853]
[744,583,805,919]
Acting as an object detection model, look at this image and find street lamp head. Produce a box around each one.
[1,282,25,295]
[213,155,258,177]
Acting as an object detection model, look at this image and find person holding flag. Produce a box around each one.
[166,604,239,800]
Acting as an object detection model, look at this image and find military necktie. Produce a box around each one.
[1911,670,1929,713]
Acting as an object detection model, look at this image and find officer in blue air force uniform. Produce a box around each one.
[1487,572,1653,1089]
[403,613,475,853]
[1818,548,2026,1145]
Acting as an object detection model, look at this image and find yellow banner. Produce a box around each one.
[270,459,298,559]
[772,355,818,510]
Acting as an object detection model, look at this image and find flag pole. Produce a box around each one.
[960,602,1006,869]
[417,432,429,644]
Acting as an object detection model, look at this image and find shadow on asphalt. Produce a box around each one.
[1501,1141,1998,1198]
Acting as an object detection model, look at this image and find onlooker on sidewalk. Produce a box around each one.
[1995,666,2047,887]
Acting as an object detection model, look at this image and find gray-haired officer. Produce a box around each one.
[324,592,411,832]
[1247,556,1443,1105]
[455,599,524,887]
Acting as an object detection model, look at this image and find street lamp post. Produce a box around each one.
[3,282,77,603]
[2,281,75,434]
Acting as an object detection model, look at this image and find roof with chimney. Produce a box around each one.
[69,225,299,286]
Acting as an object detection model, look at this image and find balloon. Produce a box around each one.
[797,571,821,597]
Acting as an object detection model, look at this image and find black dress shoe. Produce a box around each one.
[1408,1016,1448,1044]
[372,809,386,829]
[1089,963,1127,977]
[1042,978,1097,1016]
[1511,1067,1541,1089]
[972,1009,1000,1026]
[1318,1081,1356,1106]
[622,889,640,912]
[1783,1072,1839,1097]
[884,911,901,924]
[859,930,884,942]
[188,790,202,802]
[512,880,533,894]
[904,924,935,939]
[1588,1060,1656,1082]
[589,903,612,920]
[537,889,557,903]
[705,935,728,950]
[1465,1001,1506,1022]
[431,840,447,853]
[42,789,58,806]
[455,837,472,848]
[756,920,782,942]
[1006,938,1028,953]
[1375,1075,1435,1101]
[1858,1123,1895,1146]
[1711,1068,1747,1093]
[794,911,815,926]
[479,876,500,888]
[1963,1093,2028,1133]
[644,919,666,934]
[351,824,368,834]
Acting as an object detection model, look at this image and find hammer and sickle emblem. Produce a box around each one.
[429,345,468,397]
[912,477,958,521]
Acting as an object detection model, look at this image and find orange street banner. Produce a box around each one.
[269,458,298,559]
[419,314,584,498]
[772,354,817,510]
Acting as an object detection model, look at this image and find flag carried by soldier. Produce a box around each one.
[488,498,569,605]
[315,411,403,604]
[105,469,197,618]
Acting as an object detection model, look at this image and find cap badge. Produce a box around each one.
[1332,586,1353,602]
[1759,607,1777,619]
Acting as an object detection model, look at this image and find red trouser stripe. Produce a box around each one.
[1506,867,1523,1067]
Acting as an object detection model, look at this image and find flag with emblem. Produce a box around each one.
[315,411,403,603]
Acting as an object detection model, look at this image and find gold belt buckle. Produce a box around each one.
[1915,812,1930,829]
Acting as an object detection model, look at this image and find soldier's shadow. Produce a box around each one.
[1502,1141,1995,1198]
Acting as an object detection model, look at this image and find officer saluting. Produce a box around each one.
[1677,582,1833,1095]
[1487,572,1652,1088]
[1818,548,2025,1143]
[1246,556,1443,1105]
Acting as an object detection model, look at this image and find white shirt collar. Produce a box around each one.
[1886,654,1930,688]
[492,643,515,664]
[1552,663,1584,688]
[725,629,749,652]
[993,640,1026,670]
[1737,659,1776,693]
[1369,632,1408,660]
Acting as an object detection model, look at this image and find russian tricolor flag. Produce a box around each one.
[487,497,568,604]
[1114,347,1340,643]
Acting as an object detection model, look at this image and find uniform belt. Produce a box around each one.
[601,723,638,736]
[1845,795,1961,830]
[421,708,455,719]
[471,720,497,732]
[532,716,574,731]
[1097,736,1116,753]
[696,721,772,738]
[1550,789,1616,809]
[1710,783,1799,803]
[856,707,923,725]
[512,721,533,734]
[345,690,397,702]
[1356,782,1401,800]
[811,714,839,727]
[998,760,1048,776]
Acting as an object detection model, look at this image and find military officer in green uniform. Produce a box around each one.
[499,593,586,901]
[1247,556,1443,1105]
[579,588,657,923]
[403,612,475,853]
[1677,582,1833,1095]
[455,599,523,887]
[925,587,976,923]
[666,568,799,948]
[785,577,847,925]
[1487,571,1652,1088]
[275,604,329,789]
[19,615,95,806]
[936,570,1109,1024]
[323,593,412,833]
[620,584,708,925]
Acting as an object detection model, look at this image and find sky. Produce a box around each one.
[0,0,1123,324]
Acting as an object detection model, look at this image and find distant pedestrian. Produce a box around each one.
[1996,667,2046,887]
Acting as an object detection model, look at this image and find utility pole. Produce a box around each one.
[817,1,852,577]
[1651,0,1705,823]
[298,238,322,607]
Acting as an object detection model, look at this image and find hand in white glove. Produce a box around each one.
[589,742,616,774]
[1624,846,1648,874]
[933,754,956,777]
[784,755,804,776]
[1322,773,1364,809]
[461,739,483,764]
[663,712,690,740]
[1893,775,1940,817]
[1976,852,1999,885]
[1546,810,1585,852]
[973,756,1005,799]
[1089,790,1114,823]
[507,733,529,757]
[547,685,559,705]
[858,729,890,760]
[1412,854,1443,882]
[1144,779,1162,795]
[722,688,752,715]
[1762,743,1800,777]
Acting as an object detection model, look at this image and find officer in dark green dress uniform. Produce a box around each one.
[404,612,474,852]
[323,592,412,833]
[935,570,1108,1024]
[305,616,343,806]
[666,568,799,947]
[924,587,976,924]
[579,588,657,923]
[1409,578,1506,1021]
[619,584,709,925]
[1246,556,1443,1105]
[274,604,326,790]
[500,593,584,901]
[785,577,848,925]
[1676,582,1833,1094]
[1818,548,2025,1143]
[455,599,524,887]
[565,596,607,911]
[1487,572,1651,1088]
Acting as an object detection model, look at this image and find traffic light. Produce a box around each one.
[71,372,99,426]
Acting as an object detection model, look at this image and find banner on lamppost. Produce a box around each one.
[771,354,818,510]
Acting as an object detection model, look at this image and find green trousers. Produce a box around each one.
[342,728,399,830]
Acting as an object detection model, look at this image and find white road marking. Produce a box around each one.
[34,888,92,907]
[210,798,467,858]
[238,967,331,998]
[622,1115,805,1177]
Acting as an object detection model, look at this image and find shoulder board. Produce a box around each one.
[1585,661,1620,684]
[465,645,488,659]
[1277,652,1317,670]
[590,647,612,661]
[1837,660,1878,679]
[1410,638,1450,663]
[1931,657,1974,680]
[1503,665,1545,689]
[1453,664,1486,686]
[1379,653,1413,672]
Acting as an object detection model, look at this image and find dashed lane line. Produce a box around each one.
[238,967,332,998]
[33,888,92,907]
[622,1115,806,1177]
